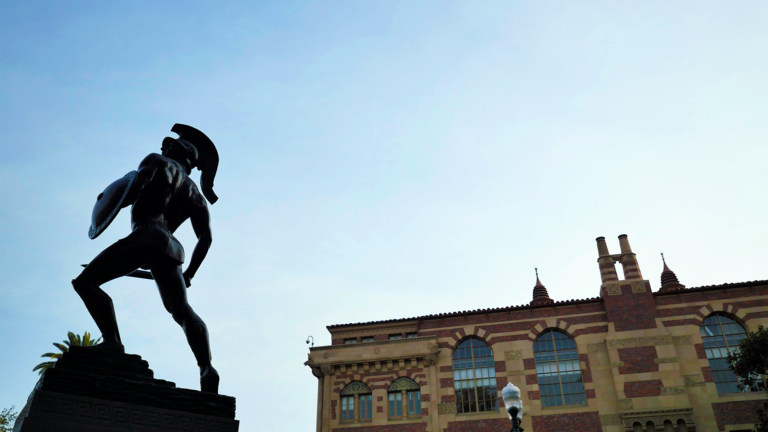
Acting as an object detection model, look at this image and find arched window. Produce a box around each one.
[700,314,765,394]
[452,337,498,413]
[340,381,372,423]
[387,377,421,418]
[533,330,586,407]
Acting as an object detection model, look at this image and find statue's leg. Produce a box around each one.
[151,263,219,394]
[72,240,152,351]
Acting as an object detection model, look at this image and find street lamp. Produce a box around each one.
[502,382,524,432]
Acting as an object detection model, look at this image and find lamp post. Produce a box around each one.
[502,382,524,432]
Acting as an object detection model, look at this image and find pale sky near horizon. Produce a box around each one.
[2,1,768,430]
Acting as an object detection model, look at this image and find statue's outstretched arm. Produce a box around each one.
[183,203,212,288]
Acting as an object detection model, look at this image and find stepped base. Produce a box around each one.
[14,390,238,432]
[14,346,238,432]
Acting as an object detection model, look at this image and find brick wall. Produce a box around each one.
[655,284,768,306]
[418,302,605,330]
[332,424,427,432]
[624,380,663,398]
[695,343,707,359]
[712,400,766,431]
[445,418,510,432]
[531,411,602,432]
[602,282,658,331]
[617,346,659,374]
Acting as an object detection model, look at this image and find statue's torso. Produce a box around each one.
[130,154,206,235]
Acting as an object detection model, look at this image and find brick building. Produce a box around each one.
[305,235,768,432]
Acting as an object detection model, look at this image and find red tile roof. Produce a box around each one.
[327,279,768,330]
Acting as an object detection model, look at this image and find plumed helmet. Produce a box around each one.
[163,124,220,204]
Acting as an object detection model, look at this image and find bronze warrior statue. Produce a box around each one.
[73,124,221,393]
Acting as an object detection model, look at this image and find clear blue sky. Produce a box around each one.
[1,1,767,430]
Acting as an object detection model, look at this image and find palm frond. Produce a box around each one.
[67,331,78,347]
[33,361,57,375]
[36,331,101,375]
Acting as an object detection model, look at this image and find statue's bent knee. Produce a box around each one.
[71,277,88,294]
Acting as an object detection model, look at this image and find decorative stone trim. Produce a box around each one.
[606,335,692,350]
[654,357,678,364]
[505,350,523,360]
[619,399,634,411]
[423,354,438,366]
[437,403,456,414]
[506,370,527,376]
[683,374,705,387]
[310,336,437,351]
[631,281,646,293]
[611,361,625,368]
[620,407,695,432]
[660,386,686,396]
[607,283,622,296]
[341,381,372,395]
[587,343,607,353]
[388,377,420,391]
[600,414,623,426]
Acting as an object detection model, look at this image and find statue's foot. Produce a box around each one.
[85,342,125,353]
[200,365,219,394]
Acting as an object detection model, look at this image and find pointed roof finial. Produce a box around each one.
[659,252,684,292]
[531,267,553,305]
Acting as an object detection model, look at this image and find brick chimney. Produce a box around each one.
[617,234,643,280]
[596,234,657,332]
[596,237,619,284]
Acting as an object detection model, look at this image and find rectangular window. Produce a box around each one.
[388,334,402,340]
[408,391,421,415]
[341,396,354,420]
[361,336,374,343]
[360,394,372,419]
[343,338,357,344]
[389,392,402,417]
[406,332,418,338]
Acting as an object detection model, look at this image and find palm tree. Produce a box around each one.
[33,331,102,375]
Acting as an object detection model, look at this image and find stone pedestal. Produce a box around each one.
[14,346,239,432]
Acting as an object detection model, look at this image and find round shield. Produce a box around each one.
[88,171,138,239]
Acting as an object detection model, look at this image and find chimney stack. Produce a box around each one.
[596,237,619,284]
[617,234,643,280]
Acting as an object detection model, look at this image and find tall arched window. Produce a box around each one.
[340,381,372,423]
[387,377,421,418]
[700,313,766,394]
[452,337,498,413]
[533,330,586,408]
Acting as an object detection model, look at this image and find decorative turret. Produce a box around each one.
[531,268,554,305]
[658,253,685,292]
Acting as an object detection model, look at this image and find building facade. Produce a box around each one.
[305,235,768,432]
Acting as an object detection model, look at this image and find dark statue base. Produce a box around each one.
[14,346,238,432]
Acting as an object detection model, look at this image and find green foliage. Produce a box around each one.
[726,325,768,432]
[727,325,768,390]
[756,402,768,432]
[0,406,18,432]
[33,331,102,375]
